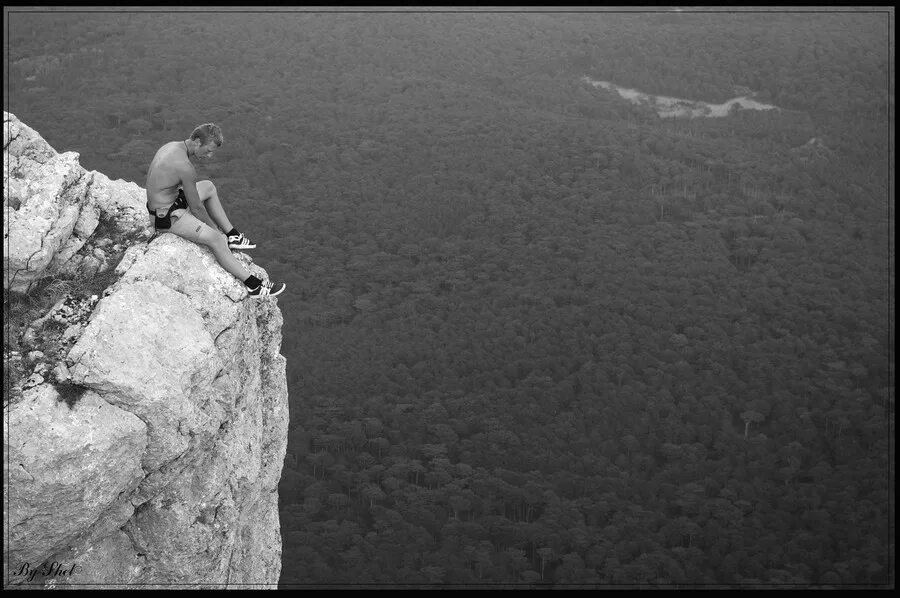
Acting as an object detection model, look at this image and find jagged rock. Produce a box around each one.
[4,149,87,292]
[84,169,153,235]
[116,234,250,336]
[57,251,287,587]
[3,385,147,572]
[3,111,56,167]
[21,372,45,389]
[68,279,224,471]
[46,530,143,590]
[3,110,153,294]
[4,113,287,588]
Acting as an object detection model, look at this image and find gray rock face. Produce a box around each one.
[4,386,147,568]
[69,279,222,471]
[3,111,154,293]
[3,112,288,589]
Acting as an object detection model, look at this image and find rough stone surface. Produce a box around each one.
[3,110,153,293]
[3,386,147,570]
[4,149,86,292]
[3,112,288,589]
[86,170,154,234]
[68,279,224,471]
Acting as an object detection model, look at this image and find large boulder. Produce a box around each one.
[3,386,147,569]
[67,279,224,471]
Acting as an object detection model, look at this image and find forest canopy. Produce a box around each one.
[4,8,893,588]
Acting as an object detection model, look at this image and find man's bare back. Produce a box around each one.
[146,141,191,210]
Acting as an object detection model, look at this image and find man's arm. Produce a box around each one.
[178,164,219,230]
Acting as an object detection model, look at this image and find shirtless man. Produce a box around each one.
[146,123,285,297]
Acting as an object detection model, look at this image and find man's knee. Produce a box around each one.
[197,180,217,200]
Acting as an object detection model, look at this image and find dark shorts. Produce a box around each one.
[173,188,188,210]
[149,188,216,243]
[149,189,188,230]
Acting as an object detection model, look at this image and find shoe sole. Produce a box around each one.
[248,285,285,299]
[229,244,257,250]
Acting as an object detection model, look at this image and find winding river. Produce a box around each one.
[581,76,779,119]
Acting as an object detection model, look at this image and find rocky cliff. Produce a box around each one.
[3,112,288,589]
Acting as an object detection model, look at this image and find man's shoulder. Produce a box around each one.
[157,143,192,171]
[156,140,180,153]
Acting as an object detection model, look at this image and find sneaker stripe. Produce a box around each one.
[248,281,285,298]
[228,233,256,249]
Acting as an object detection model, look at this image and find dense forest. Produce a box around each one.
[4,8,893,588]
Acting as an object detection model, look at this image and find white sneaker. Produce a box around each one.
[247,280,286,298]
[228,232,256,250]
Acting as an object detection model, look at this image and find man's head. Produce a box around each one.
[187,123,223,159]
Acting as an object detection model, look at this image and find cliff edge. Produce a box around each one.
[3,111,288,589]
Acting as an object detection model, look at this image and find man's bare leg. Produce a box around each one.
[202,231,250,280]
[169,209,250,281]
[196,180,235,234]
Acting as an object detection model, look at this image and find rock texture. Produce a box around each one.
[4,111,151,293]
[3,112,288,589]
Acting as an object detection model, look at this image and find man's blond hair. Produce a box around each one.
[190,123,224,146]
